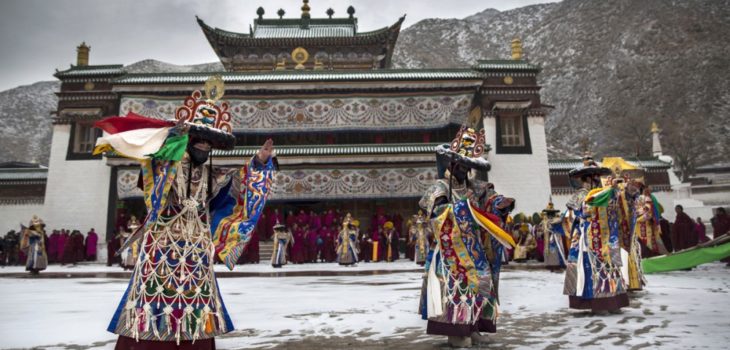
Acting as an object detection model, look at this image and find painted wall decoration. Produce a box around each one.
[117,169,144,199]
[116,165,438,201]
[120,93,473,132]
[269,167,438,200]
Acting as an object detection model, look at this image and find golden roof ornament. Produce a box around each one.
[292,47,309,69]
[651,121,660,133]
[301,0,311,18]
[511,38,523,60]
[204,75,225,104]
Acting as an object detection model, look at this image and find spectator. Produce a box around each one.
[671,205,697,251]
[695,218,709,244]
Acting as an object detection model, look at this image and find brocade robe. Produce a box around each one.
[107,155,274,343]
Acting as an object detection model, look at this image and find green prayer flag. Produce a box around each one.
[148,134,188,161]
[587,188,614,207]
[642,241,730,274]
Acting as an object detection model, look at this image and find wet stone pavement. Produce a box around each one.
[0,263,728,349]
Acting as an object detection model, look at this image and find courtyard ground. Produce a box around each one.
[0,261,728,349]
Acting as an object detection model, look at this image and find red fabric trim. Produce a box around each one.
[94,112,175,134]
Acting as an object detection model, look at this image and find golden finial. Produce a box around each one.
[511,38,523,60]
[204,75,225,104]
[76,42,90,66]
[651,121,660,133]
[301,0,311,18]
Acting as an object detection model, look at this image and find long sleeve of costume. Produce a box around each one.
[210,156,275,270]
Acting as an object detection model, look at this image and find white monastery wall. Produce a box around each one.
[0,203,45,233]
[43,124,110,235]
[484,116,552,215]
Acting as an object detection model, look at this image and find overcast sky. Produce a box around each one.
[0,0,558,91]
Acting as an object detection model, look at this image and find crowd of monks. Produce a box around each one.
[15,205,725,270]
[0,228,98,266]
[239,207,418,264]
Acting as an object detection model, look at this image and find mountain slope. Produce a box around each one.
[392,0,730,175]
[0,81,59,165]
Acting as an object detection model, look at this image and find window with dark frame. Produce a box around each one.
[73,122,99,153]
[495,112,532,154]
[67,121,103,160]
[500,115,525,147]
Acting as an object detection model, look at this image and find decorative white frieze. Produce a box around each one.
[269,167,438,200]
[117,169,144,199]
[119,93,473,132]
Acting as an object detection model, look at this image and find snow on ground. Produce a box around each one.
[0,263,728,349]
[0,260,421,274]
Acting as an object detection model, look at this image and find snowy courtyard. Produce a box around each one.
[0,262,728,349]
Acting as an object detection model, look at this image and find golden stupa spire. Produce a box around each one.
[76,42,90,66]
[651,121,660,133]
[511,38,523,60]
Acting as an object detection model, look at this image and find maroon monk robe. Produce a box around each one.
[48,231,59,264]
[290,226,306,264]
[306,227,320,262]
[321,227,337,262]
[324,210,336,228]
[267,209,284,241]
[296,210,310,228]
[286,211,296,228]
[671,212,697,251]
[695,223,709,244]
[712,211,730,239]
[107,235,121,267]
[85,230,98,261]
[72,232,85,263]
[58,231,69,263]
[711,211,730,263]
[241,227,260,264]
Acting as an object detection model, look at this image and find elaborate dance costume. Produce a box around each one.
[417,126,515,347]
[20,215,48,274]
[409,213,430,266]
[271,223,293,268]
[541,201,567,270]
[120,216,140,270]
[95,77,276,348]
[513,222,535,262]
[563,157,632,312]
[384,221,399,262]
[336,214,359,266]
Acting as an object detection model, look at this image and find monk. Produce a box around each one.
[48,230,60,264]
[711,208,730,264]
[671,205,697,251]
[85,228,98,261]
[322,225,337,262]
[58,230,69,263]
[383,221,399,262]
[306,224,320,263]
[290,223,306,264]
